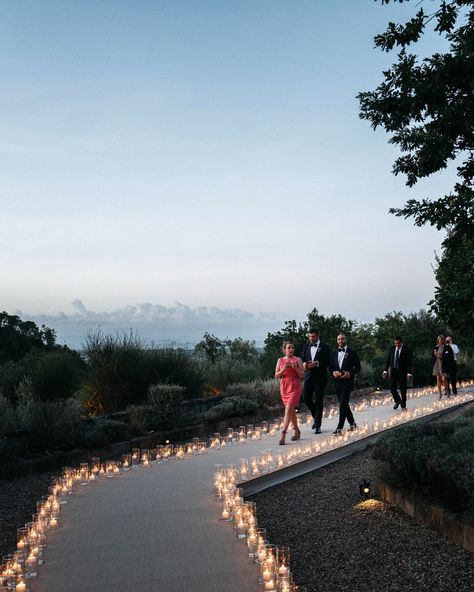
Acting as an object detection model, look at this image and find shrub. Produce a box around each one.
[355,360,377,389]
[30,350,85,401]
[223,379,281,409]
[127,404,149,436]
[143,348,205,398]
[372,418,474,516]
[23,397,84,451]
[0,394,16,436]
[82,330,149,413]
[203,396,259,423]
[147,383,185,430]
[80,418,129,448]
[205,358,262,393]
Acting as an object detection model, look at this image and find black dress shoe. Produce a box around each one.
[315,428,321,434]
[349,423,357,431]
[332,429,342,436]
[393,402,400,409]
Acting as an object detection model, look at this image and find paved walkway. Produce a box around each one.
[31,386,474,592]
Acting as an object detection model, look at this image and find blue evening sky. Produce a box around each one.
[1,1,456,344]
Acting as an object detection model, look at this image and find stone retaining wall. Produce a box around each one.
[376,480,474,554]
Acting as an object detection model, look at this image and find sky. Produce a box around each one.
[1,1,456,346]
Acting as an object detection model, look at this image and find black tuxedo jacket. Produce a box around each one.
[384,345,412,374]
[431,344,455,376]
[301,341,330,385]
[330,347,361,389]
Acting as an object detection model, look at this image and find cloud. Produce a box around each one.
[15,300,287,349]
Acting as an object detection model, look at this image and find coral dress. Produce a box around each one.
[277,356,302,406]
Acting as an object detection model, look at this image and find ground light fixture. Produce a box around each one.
[359,479,371,497]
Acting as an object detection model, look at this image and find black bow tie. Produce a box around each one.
[338,348,345,352]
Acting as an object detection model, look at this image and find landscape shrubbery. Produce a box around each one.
[373,411,474,520]
[0,308,473,466]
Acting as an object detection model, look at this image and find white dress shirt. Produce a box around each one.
[338,346,346,369]
[310,340,320,361]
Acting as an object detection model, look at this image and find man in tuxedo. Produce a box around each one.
[383,336,412,410]
[301,328,330,433]
[446,336,459,395]
[330,334,361,435]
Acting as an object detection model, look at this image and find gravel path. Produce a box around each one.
[249,445,474,592]
[0,472,56,558]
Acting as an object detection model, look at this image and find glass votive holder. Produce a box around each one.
[239,458,249,481]
[98,463,106,479]
[50,497,61,518]
[79,463,89,486]
[235,517,247,539]
[131,448,140,467]
[91,457,101,477]
[259,558,276,586]
[25,523,41,549]
[24,551,37,578]
[278,546,290,577]
[48,514,59,529]
[249,528,266,561]
[243,501,257,524]
[175,444,185,459]
[199,439,207,454]
[260,421,268,435]
[36,500,49,522]
[155,445,163,463]
[246,424,254,439]
[238,426,246,443]
[141,449,150,467]
[16,528,28,553]
[191,437,200,455]
[162,443,173,461]
[121,453,131,471]
[211,433,221,449]
[220,502,232,521]
[250,458,260,477]
[105,461,116,479]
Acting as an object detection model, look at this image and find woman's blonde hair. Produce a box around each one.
[437,335,446,344]
[282,341,294,353]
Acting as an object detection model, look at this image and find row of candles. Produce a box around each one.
[225,392,474,483]
[214,465,302,592]
[2,383,472,591]
[214,389,474,592]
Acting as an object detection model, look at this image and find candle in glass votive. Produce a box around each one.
[262,567,272,581]
[278,565,288,576]
[16,581,26,592]
[49,517,58,529]
[264,580,276,591]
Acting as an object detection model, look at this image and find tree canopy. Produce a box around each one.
[358,0,474,232]
[430,230,474,343]
[0,311,56,364]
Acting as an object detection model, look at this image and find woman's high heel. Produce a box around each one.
[279,430,287,445]
[291,427,301,441]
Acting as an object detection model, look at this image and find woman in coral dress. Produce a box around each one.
[275,342,305,445]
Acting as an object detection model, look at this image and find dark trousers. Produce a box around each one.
[390,369,407,408]
[335,380,355,430]
[449,361,458,394]
[302,378,326,429]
